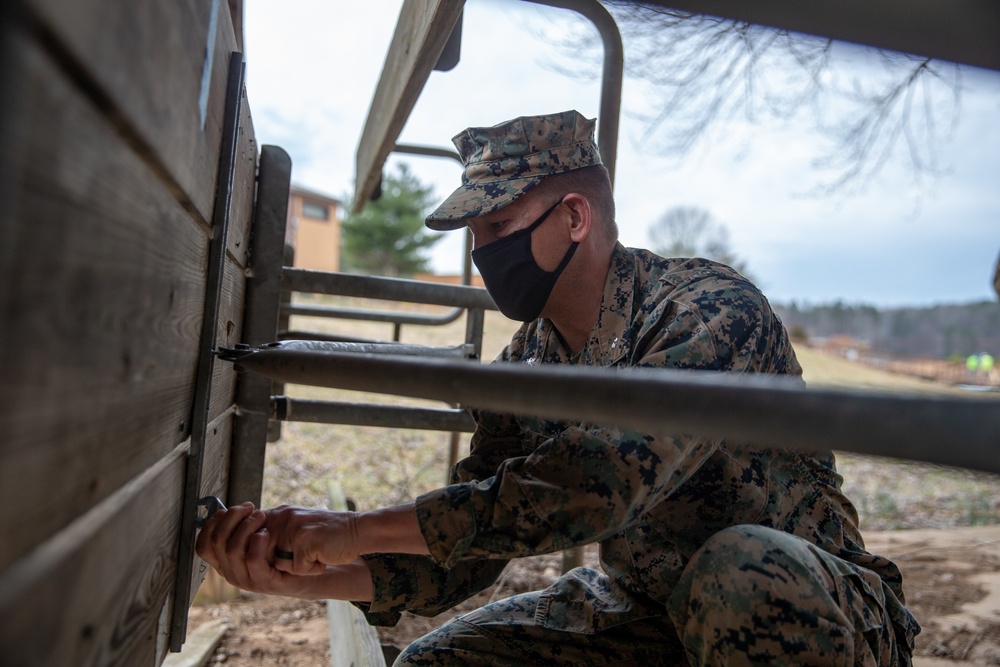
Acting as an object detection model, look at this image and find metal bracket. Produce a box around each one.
[169,50,246,652]
[194,496,226,528]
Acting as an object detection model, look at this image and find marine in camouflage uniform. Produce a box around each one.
[361,246,919,666]
[196,110,920,666]
[371,111,918,665]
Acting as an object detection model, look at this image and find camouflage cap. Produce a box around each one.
[425,110,602,231]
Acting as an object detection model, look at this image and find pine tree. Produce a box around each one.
[341,164,442,277]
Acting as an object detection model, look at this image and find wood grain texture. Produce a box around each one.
[0,443,185,667]
[0,412,234,667]
[184,411,236,609]
[353,0,464,212]
[0,31,208,571]
[206,257,247,424]
[0,0,260,654]
[226,89,257,269]
[24,0,241,224]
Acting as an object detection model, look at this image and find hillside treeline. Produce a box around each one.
[773,300,1000,360]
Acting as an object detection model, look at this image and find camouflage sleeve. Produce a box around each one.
[354,409,526,623]
[355,552,508,626]
[414,266,797,568]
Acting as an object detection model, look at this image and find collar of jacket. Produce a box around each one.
[535,242,634,368]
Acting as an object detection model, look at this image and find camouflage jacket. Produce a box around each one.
[360,244,918,650]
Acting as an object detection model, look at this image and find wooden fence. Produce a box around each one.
[0,0,266,663]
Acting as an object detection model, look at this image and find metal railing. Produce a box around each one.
[223,345,1000,475]
[270,262,495,469]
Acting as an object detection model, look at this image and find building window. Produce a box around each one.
[302,200,329,221]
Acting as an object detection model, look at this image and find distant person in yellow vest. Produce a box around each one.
[980,352,995,378]
[967,354,980,376]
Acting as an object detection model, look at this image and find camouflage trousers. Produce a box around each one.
[395,525,908,666]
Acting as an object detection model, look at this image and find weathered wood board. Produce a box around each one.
[353,0,464,212]
[0,0,261,662]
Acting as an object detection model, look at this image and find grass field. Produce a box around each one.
[260,295,998,531]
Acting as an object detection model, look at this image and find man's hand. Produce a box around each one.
[194,501,428,600]
[194,502,372,601]
[263,504,362,575]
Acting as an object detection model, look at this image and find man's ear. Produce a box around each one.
[561,193,591,242]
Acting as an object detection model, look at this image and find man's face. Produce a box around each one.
[466,194,569,272]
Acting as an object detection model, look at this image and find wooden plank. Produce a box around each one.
[23,0,242,224]
[353,0,464,213]
[161,619,228,667]
[184,411,236,607]
[643,0,1000,71]
[226,88,257,269]
[0,30,208,571]
[206,257,247,424]
[0,444,185,667]
[0,413,234,667]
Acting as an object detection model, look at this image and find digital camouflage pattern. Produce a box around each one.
[396,525,904,666]
[425,110,602,230]
[358,244,919,665]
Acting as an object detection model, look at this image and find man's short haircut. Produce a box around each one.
[533,165,618,242]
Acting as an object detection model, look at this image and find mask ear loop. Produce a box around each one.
[541,196,578,278]
[549,239,579,277]
[524,197,566,234]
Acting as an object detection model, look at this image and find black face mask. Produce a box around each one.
[472,198,579,322]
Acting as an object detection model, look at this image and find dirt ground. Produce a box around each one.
[188,525,1000,666]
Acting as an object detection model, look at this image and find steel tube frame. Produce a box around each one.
[229,339,476,359]
[523,0,623,187]
[225,348,1000,475]
[274,397,476,432]
[279,330,397,344]
[282,268,496,311]
[282,302,466,327]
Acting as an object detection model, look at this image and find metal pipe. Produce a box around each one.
[282,268,497,310]
[282,302,466,327]
[464,308,485,361]
[222,347,1000,475]
[222,339,477,359]
[523,0,623,187]
[394,143,463,163]
[224,339,466,358]
[278,330,393,344]
[273,397,476,432]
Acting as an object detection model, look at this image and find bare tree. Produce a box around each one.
[648,206,754,280]
[543,2,962,194]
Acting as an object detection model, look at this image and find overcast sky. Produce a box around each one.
[243,0,1000,308]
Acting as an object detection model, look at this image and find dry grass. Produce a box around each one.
[261,295,998,531]
[794,345,999,530]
